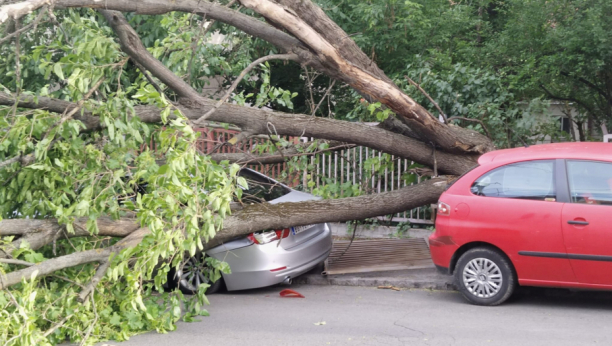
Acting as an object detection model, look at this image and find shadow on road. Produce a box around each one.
[504,286,612,310]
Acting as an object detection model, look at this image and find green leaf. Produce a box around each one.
[53,63,65,80]
[158,165,169,175]
[110,313,122,326]
[237,177,248,189]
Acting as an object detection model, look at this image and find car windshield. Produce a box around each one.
[238,169,291,203]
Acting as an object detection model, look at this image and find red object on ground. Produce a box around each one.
[279,289,305,298]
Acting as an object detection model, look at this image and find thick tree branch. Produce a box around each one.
[0,177,450,257]
[0,91,478,174]
[275,0,393,84]
[208,177,450,249]
[4,0,300,55]
[0,228,148,290]
[560,71,611,104]
[0,216,138,237]
[0,91,102,130]
[0,0,48,24]
[55,0,302,53]
[0,216,141,260]
[238,0,493,155]
[100,10,202,100]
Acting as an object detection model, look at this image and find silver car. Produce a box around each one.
[168,168,332,293]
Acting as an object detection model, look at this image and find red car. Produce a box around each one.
[429,142,612,305]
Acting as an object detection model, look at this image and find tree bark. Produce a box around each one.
[208,177,449,249]
[237,0,493,155]
[0,216,141,259]
[0,0,48,24]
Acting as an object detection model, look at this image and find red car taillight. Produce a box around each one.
[437,202,451,216]
[248,228,292,245]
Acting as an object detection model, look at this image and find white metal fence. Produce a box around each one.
[303,144,433,224]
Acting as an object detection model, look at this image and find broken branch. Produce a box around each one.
[0,228,148,290]
[405,76,447,123]
[0,0,48,24]
[77,260,111,303]
[0,258,35,267]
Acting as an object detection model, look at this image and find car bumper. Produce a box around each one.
[428,233,459,274]
[209,226,332,291]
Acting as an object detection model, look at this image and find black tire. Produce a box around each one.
[167,253,224,295]
[454,247,516,306]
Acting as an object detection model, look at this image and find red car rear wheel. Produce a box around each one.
[455,247,516,306]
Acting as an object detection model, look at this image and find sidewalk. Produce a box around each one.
[294,264,456,291]
[296,223,459,290]
[299,223,457,290]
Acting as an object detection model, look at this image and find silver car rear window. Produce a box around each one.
[239,170,291,203]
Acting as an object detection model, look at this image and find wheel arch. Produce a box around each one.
[449,241,517,276]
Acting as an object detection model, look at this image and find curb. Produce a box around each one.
[294,268,457,291]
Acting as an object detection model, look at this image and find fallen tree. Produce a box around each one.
[0,0,491,344]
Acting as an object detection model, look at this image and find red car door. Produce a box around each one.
[562,160,612,286]
[465,160,576,284]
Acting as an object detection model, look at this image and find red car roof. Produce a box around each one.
[478,142,612,165]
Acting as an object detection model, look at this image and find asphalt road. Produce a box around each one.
[105,284,612,346]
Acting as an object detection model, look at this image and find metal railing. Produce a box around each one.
[302,144,432,224]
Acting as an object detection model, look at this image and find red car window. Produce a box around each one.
[566,160,612,206]
[470,160,556,201]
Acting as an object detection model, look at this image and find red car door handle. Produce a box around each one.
[568,220,589,226]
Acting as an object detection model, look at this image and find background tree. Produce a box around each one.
[487,0,612,137]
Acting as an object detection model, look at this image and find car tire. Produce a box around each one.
[167,253,224,295]
[454,247,516,306]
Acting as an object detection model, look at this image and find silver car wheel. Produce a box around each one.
[178,255,211,292]
[462,258,503,298]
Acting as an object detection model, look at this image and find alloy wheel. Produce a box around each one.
[462,257,503,298]
[178,255,211,292]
